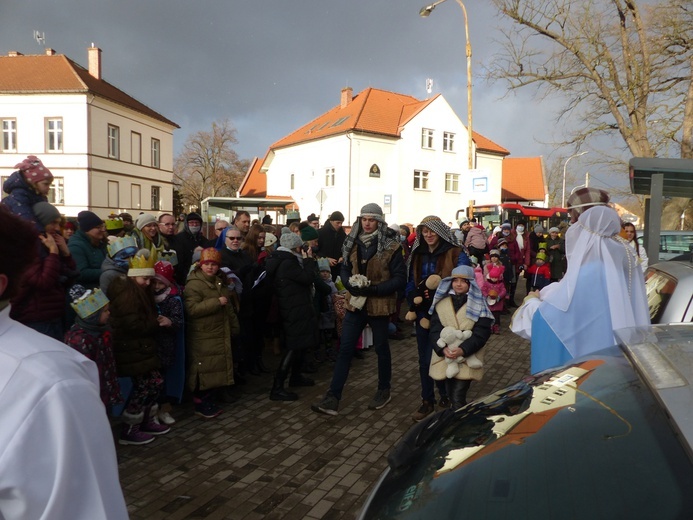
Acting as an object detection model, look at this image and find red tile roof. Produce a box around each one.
[502,157,546,202]
[239,156,266,197]
[270,87,502,152]
[0,53,178,127]
[473,131,510,156]
[271,88,427,149]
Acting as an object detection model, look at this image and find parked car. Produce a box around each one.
[637,230,693,261]
[358,323,693,520]
[645,260,693,323]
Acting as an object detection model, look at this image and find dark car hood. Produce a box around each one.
[361,345,693,519]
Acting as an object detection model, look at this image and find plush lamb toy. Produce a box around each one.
[404,274,442,329]
[436,326,483,378]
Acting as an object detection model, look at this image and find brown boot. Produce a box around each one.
[411,400,435,422]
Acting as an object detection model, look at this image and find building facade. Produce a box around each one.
[259,87,510,226]
[0,47,178,218]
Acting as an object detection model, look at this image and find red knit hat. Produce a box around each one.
[15,156,53,183]
[154,260,178,295]
[488,266,504,281]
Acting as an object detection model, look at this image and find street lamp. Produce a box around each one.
[420,0,474,170]
[561,151,589,208]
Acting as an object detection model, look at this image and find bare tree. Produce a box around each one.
[173,119,249,211]
[487,0,693,228]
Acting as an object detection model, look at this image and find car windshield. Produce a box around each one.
[362,352,693,519]
[645,269,677,323]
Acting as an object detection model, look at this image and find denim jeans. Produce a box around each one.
[329,310,391,401]
[416,320,448,403]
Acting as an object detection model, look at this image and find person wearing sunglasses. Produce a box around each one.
[218,226,253,275]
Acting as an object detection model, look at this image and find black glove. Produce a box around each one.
[362,284,379,296]
[349,286,365,296]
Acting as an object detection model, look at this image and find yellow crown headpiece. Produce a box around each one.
[127,248,157,277]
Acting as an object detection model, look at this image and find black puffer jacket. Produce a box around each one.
[265,249,318,351]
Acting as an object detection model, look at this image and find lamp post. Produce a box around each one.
[420,0,474,170]
[561,151,588,208]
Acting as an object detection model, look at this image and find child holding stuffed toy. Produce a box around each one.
[427,265,494,409]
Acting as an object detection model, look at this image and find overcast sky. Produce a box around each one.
[2,0,617,193]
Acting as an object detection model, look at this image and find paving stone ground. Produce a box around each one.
[116,308,530,520]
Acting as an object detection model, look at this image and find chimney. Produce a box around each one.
[341,87,353,108]
[88,45,102,80]
[45,48,55,56]
[7,51,24,57]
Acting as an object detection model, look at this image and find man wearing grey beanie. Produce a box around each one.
[312,202,406,416]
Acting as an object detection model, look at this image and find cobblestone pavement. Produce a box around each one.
[117,316,530,519]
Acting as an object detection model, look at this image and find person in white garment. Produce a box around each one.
[510,199,650,373]
[0,206,128,520]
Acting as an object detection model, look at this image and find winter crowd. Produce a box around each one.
[1,155,651,518]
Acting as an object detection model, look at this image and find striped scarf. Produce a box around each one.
[406,215,466,271]
[342,220,399,259]
[429,275,494,322]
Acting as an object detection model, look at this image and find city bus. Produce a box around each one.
[457,203,569,232]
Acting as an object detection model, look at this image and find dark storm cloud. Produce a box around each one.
[1,0,563,165]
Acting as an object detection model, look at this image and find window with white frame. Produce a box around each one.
[131,132,141,164]
[151,186,161,210]
[46,118,63,152]
[1,176,9,196]
[2,119,17,152]
[151,138,160,168]
[445,173,460,193]
[443,132,455,152]
[132,184,141,209]
[47,177,65,205]
[421,128,434,149]
[325,167,335,187]
[414,170,429,190]
[108,125,120,159]
[290,174,295,190]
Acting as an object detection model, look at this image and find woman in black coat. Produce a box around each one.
[316,211,347,281]
[265,231,319,401]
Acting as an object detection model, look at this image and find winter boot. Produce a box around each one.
[119,410,154,446]
[270,350,298,401]
[140,404,171,435]
[289,350,315,387]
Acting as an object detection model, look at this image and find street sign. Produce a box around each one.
[316,189,328,204]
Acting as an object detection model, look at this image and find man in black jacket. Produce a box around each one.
[172,212,211,285]
[316,210,346,281]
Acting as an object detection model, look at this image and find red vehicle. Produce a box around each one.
[457,203,569,232]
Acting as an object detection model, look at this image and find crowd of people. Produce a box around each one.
[1,155,654,516]
[0,156,649,512]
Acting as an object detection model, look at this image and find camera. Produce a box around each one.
[301,243,310,252]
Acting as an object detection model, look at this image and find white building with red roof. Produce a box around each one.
[0,47,178,218]
[252,86,514,225]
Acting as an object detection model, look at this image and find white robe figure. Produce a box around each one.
[510,206,650,373]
